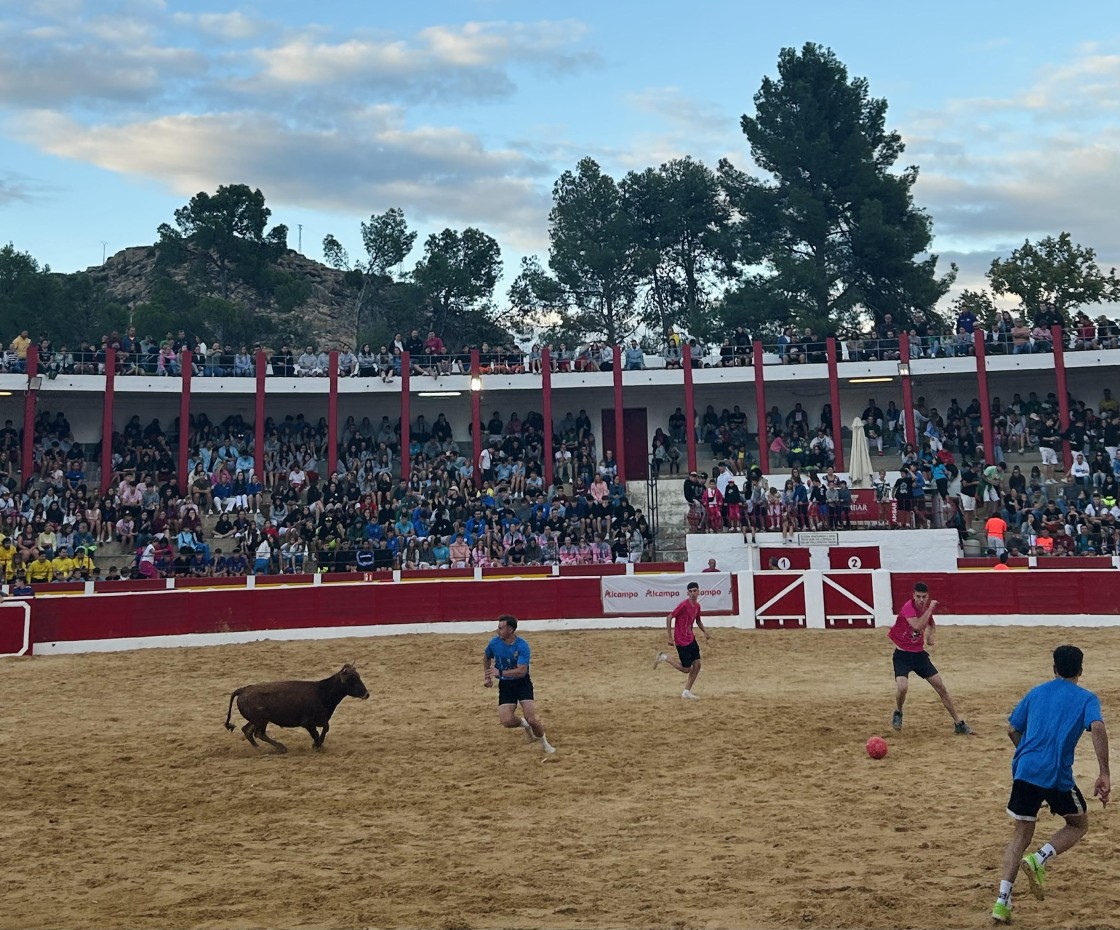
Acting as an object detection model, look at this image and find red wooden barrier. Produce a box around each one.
[828,547,881,570]
[891,572,1120,615]
[28,577,610,648]
[558,563,626,577]
[759,548,810,571]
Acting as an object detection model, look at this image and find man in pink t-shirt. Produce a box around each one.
[889,581,973,735]
[653,581,711,699]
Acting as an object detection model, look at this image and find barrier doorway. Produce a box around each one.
[601,408,649,480]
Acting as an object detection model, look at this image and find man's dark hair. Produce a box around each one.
[687,582,699,591]
[913,582,929,594]
[1053,644,1083,679]
[499,614,518,630]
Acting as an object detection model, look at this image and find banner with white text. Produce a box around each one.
[600,573,734,614]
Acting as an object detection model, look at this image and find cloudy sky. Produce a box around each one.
[2,0,1118,311]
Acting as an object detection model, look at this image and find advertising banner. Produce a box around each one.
[600,573,734,614]
[850,489,895,525]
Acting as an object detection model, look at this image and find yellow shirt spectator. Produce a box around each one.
[26,556,52,583]
[73,553,96,576]
[52,555,75,578]
[9,330,30,359]
[0,538,15,574]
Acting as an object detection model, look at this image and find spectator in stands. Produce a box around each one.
[664,331,683,369]
[297,345,322,376]
[356,344,377,378]
[233,346,254,377]
[332,344,355,377]
[8,330,30,372]
[624,340,645,370]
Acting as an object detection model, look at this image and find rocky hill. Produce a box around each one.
[83,245,362,346]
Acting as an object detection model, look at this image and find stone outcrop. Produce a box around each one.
[82,246,362,346]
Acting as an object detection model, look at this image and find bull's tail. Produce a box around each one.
[224,687,244,731]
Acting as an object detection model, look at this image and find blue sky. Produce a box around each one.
[2,0,1118,310]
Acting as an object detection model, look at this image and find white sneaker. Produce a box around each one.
[653,651,667,669]
[541,738,556,755]
[682,689,699,700]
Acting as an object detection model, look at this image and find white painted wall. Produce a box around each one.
[684,529,960,573]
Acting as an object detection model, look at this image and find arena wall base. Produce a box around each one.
[30,613,754,656]
[13,568,1120,658]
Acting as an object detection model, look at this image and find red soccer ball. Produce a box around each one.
[866,736,889,759]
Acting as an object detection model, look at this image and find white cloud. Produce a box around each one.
[900,43,1120,311]
[170,11,272,42]
[16,109,552,248]
[245,20,595,102]
[0,14,205,108]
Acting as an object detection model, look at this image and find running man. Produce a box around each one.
[654,581,711,699]
[889,582,974,735]
[482,615,555,754]
[991,645,1109,924]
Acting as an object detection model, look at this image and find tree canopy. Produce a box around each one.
[719,42,955,335]
[157,184,288,300]
[987,232,1120,323]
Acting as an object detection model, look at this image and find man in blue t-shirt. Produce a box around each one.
[991,645,1110,924]
[482,615,555,755]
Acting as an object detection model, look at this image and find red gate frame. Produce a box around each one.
[822,572,876,629]
[753,573,807,628]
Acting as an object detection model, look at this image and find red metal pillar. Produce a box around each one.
[753,342,767,471]
[541,347,554,488]
[826,337,844,470]
[683,343,697,473]
[900,337,916,454]
[177,350,192,495]
[254,350,266,481]
[400,351,411,483]
[100,347,116,494]
[471,349,481,489]
[1051,324,1073,470]
[973,330,995,462]
[20,347,38,488]
[612,345,626,483]
[327,351,339,477]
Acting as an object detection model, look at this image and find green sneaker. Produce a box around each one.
[991,900,1012,923]
[1020,853,1046,899]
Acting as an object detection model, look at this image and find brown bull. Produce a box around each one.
[224,663,370,753]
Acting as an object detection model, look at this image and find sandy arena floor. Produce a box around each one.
[1,625,1118,930]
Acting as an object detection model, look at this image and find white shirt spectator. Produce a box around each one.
[297,351,319,375]
[715,467,733,497]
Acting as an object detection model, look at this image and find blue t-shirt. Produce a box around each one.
[485,635,531,678]
[1009,678,1103,790]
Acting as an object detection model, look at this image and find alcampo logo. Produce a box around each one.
[604,590,638,598]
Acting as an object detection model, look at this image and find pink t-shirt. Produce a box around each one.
[670,599,701,646]
[888,598,933,652]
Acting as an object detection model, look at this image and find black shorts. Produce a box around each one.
[892,649,938,679]
[897,498,913,511]
[497,676,534,706]
[676,641,701,668]
[1007,779,1088,821]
